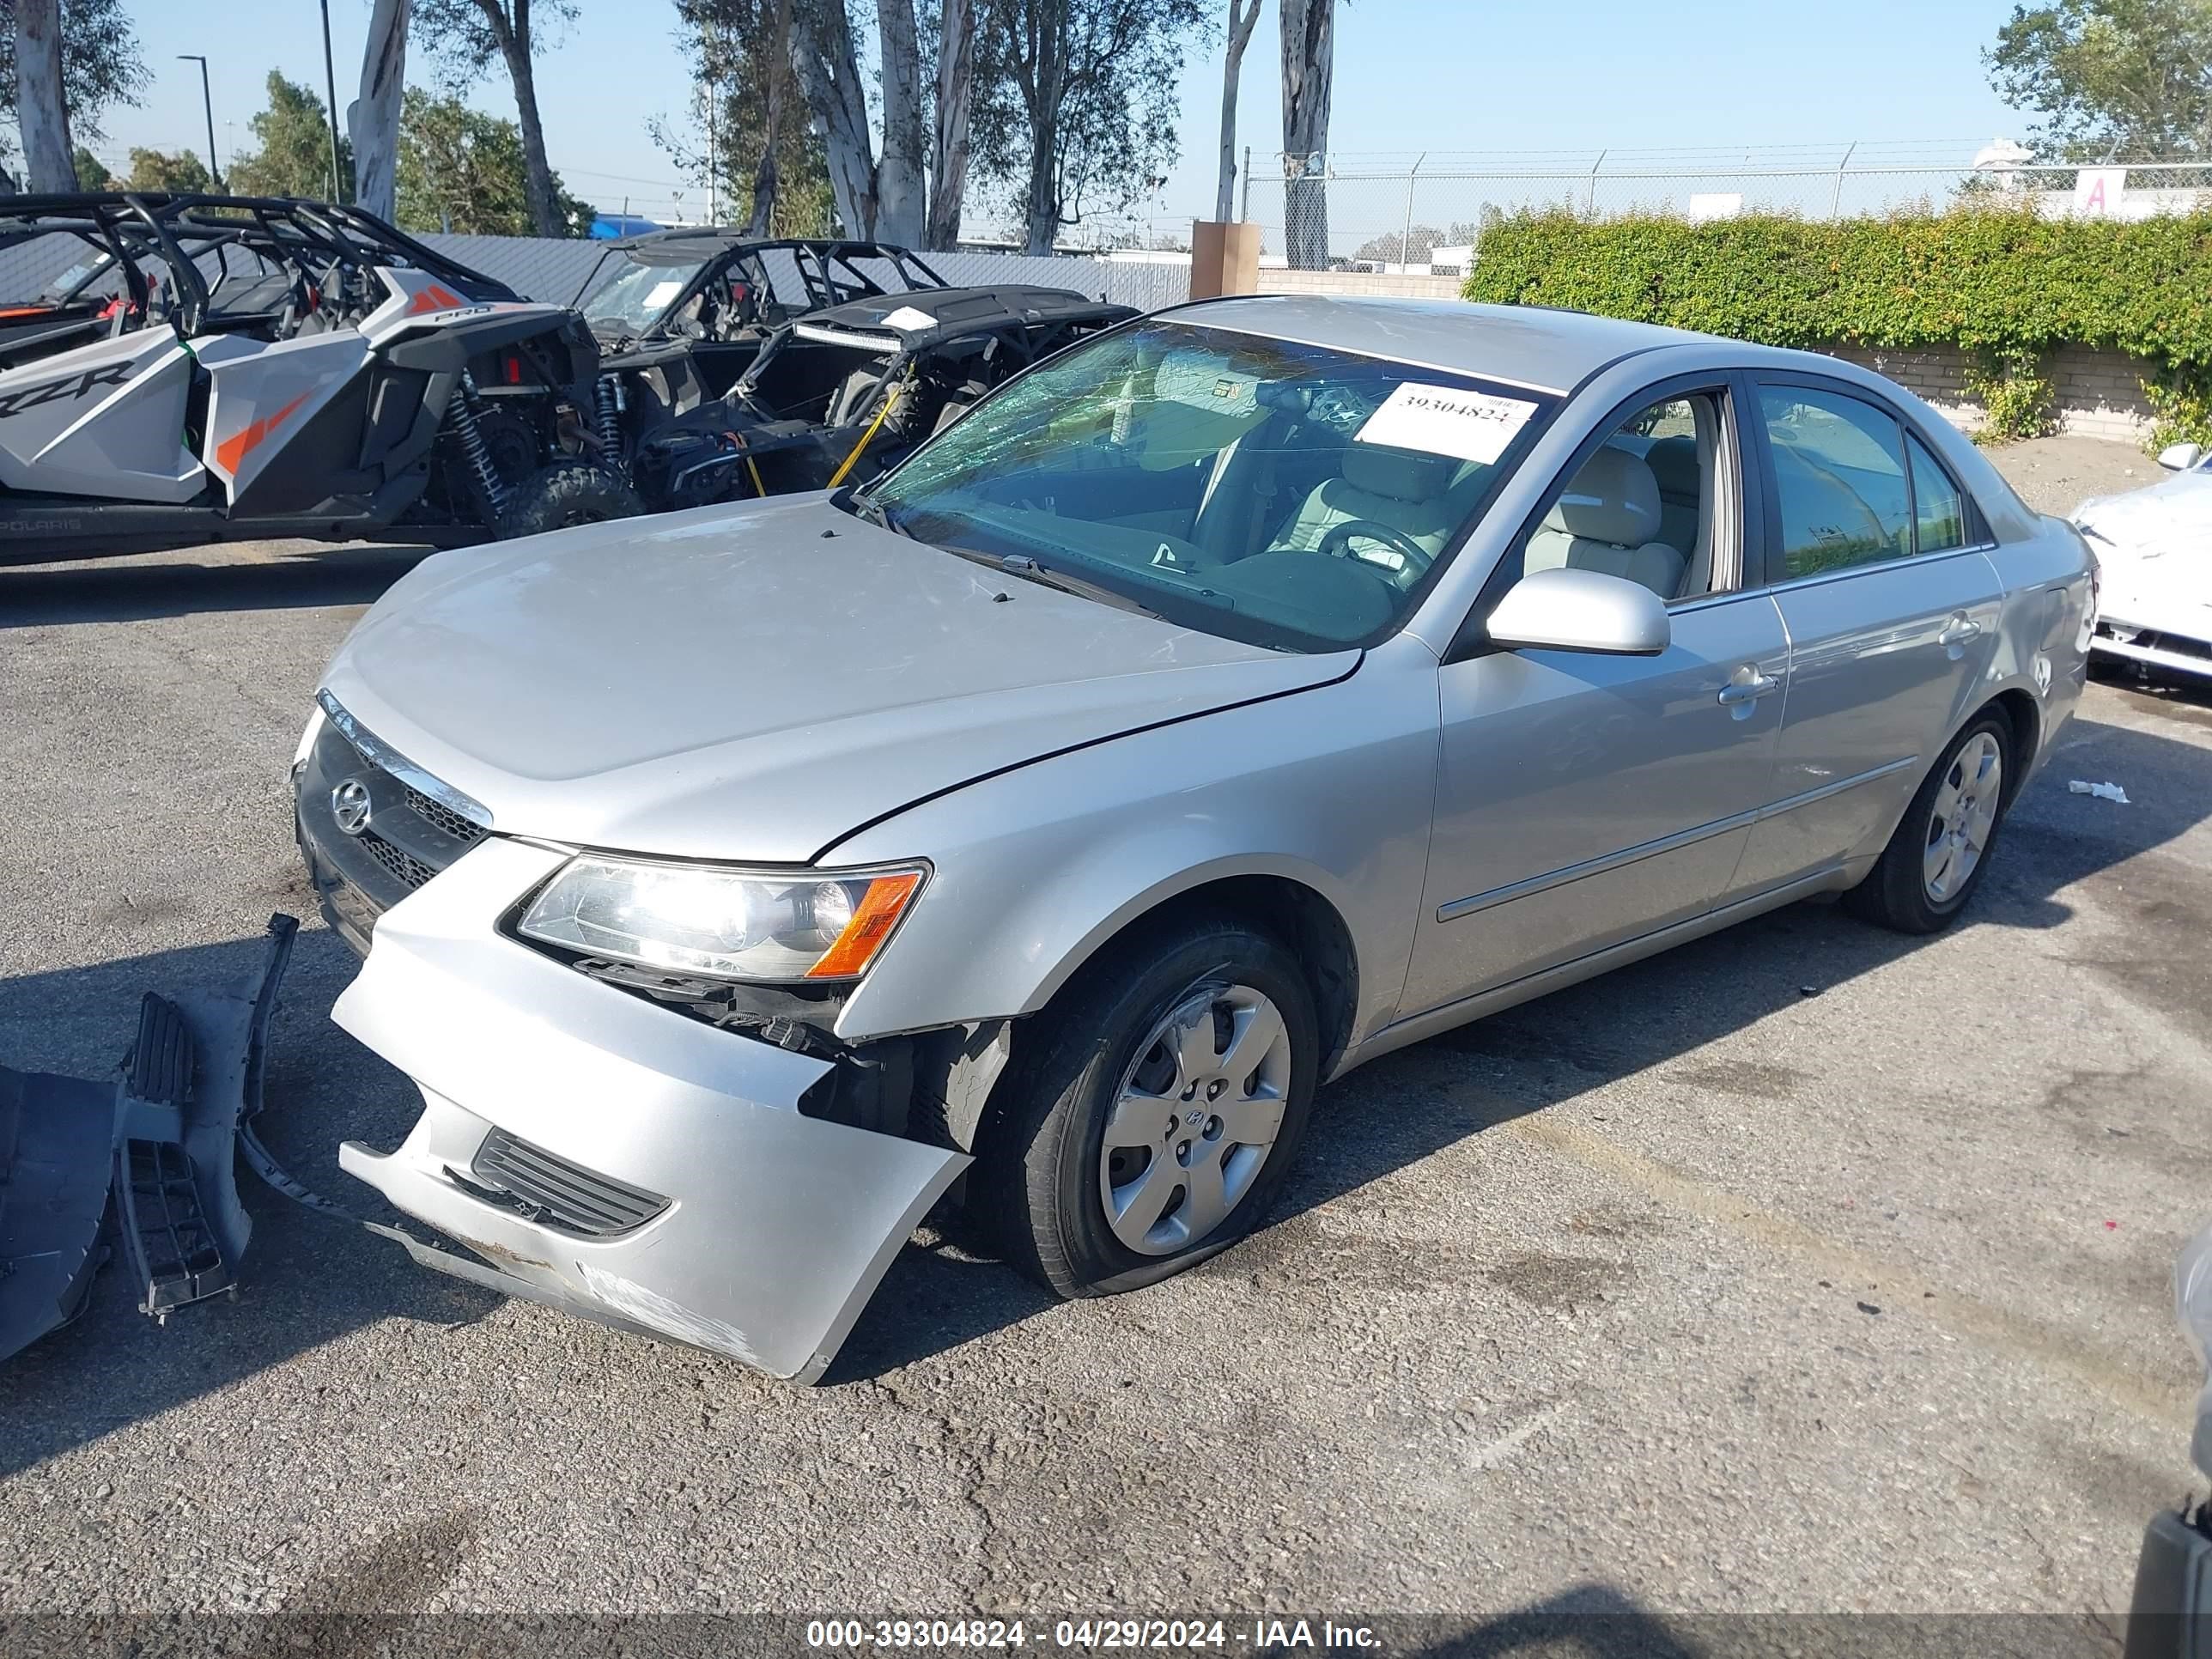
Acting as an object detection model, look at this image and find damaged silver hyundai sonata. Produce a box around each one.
[295,295,2094,1381]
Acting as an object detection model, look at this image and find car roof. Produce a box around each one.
[1161,295,1723,395]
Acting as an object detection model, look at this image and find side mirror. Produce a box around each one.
[1484,566,1671,657]
[2158,442,2203,472]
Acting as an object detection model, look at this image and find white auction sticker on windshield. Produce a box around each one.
[1355,382,1538,465]
[644,279,684,308]
[879,304,938,332]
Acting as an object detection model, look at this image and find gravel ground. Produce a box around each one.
[1,441,2207,1638]
[1981,434,2155,518]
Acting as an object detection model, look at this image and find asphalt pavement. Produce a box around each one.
[0,446,2206,1635]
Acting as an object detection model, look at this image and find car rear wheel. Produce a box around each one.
[1846,709,2013,933]
[975,914,1320,1299]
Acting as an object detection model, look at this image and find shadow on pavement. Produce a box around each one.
[3,709,2208,1455]
[0,543,437,629]
[1401,1583,2113,1656]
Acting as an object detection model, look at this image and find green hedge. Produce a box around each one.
[1458,209,2212,446]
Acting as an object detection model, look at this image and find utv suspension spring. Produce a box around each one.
[594,374,625,463]
[451,371,508,516]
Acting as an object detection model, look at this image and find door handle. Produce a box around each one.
[1938,615,1984,648]
[1717,669,1781,707]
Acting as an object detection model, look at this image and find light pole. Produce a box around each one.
[178,55,222,190]
[316,0,346,201]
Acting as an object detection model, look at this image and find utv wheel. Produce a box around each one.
[495,461,642,539]
[975,913,1320,1299]
[1846,709,2013,934]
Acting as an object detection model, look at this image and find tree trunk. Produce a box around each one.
[745,0,794,235]
[789,0,878,237]
[1214,0,1261,222]
[350,0,411,220]
[504,43,562,234]
[926,0,975,249]
[1279,0,1333,268]
[15,0,76,193]
[1019,6,1067,253]
[874,0,926,244]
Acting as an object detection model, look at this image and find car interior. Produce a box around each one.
[890,334,1559,644]
[1510,392,1731,604]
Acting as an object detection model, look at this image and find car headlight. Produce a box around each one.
[2180,1223,2212,1368]
[291,705,326,775]
[516,855,926,983]
[2179,1222,2212,1479]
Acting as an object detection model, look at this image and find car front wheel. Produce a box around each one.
[975,914,1320,1298]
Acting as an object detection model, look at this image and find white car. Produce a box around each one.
[2075,442,2212,678]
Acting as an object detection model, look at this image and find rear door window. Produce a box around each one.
[1906,433,1966,553]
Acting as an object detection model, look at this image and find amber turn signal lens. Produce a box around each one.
[805,872,923,979]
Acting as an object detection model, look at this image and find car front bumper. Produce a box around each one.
[2093,617,2212,680]
[331,836,969,1382]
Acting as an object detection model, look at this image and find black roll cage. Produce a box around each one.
[575,234,950,338]
[0,192,516,337]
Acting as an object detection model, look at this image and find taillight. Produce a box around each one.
[504,351,523,385]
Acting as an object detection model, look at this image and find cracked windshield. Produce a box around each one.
[868,319,1558,649]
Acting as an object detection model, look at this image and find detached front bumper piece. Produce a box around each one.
[2124,1506,2212,1659]
[0,915,295,1364]
[332,838,969,1383]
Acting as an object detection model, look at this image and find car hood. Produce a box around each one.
[2074,467,2212,554]
[322,495,1356,863]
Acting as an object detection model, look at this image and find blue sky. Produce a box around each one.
[94,0,2029,235]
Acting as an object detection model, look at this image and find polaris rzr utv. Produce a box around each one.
[629,283,1135,510]
[576,232,948,441]
[0,192,633,566]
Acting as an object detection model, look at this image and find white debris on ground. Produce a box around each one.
[2069,780,2133,805]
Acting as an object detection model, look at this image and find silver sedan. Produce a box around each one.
[293,296,2094,1380]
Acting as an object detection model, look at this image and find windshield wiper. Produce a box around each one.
[839,489,910,538]
[986,554,1167,618]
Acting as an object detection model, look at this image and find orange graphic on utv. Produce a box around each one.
[214,391,312,475]
[406,284,465,315]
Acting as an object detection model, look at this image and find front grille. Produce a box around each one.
[465,1129,671,1238]
[358,830,437,890]
[295,700,491,951]
[405,787,487,846]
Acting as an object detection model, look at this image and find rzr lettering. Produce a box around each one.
[0,362,134,421]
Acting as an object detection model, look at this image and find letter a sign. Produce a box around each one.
[2073,166,2127,217]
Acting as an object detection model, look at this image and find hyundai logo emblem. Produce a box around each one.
[330,777,374,837]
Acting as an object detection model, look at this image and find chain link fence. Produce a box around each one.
[1244,146,2212,270]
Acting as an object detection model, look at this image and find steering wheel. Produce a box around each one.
[1316,518,1434,580]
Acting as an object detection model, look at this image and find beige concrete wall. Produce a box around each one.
[1803,343,2156,443]
[1254,269,1464,300]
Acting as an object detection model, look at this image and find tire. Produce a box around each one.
[495,461,642,540]
[1845,708,2014,933]
[974,912,1322,1299]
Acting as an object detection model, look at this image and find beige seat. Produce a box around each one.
[1640,435,1704,558]
[1277,448,1462,562]
[1522,447,1686,598]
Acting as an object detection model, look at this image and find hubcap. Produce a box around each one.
[1098,981,1291,1257]
[1923,732,2003,903]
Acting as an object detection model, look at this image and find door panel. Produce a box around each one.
[1733,550,2003,893]
[0,328,203,503]
[197,330,372,505]
[1403,592,1791,1013]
